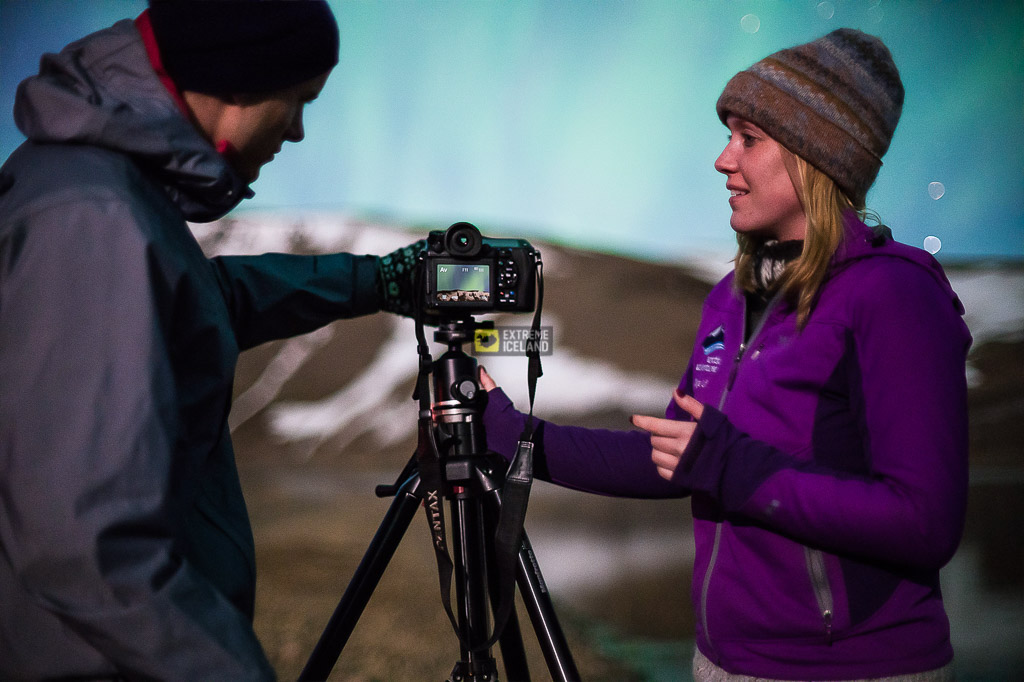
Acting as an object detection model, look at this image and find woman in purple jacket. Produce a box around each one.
[481,28,970,681]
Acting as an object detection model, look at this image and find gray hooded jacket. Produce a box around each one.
[0,19,380,680]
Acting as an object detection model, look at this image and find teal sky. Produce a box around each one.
[2,0,1022,261]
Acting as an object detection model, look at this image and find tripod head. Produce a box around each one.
[432,317,489,347]
[431,318,488,415]
[428,318,496,469]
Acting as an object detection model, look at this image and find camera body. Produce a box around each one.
[423,222,538,316]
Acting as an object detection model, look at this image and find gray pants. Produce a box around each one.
[693,649,955,682]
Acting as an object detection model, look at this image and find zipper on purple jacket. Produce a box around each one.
[699,290,786,660]
[805,547,835,643]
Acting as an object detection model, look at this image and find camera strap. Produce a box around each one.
[485,258,544,649]
[410,260,463,646]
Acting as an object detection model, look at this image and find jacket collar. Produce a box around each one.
[834,210,965,315]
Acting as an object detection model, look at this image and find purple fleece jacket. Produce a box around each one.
[483,215,971,680]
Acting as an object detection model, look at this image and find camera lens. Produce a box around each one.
[445,222,482,258]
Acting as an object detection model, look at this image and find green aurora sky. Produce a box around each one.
[2,0,1022,261]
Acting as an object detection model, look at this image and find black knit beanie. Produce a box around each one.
[148,0,339,95]
[716,28,904,206]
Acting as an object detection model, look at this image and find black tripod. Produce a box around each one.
[298,320,579,682]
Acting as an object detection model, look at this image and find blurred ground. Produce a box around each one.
[242,465,691,681]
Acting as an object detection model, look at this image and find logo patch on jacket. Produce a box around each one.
[702,325,725,355]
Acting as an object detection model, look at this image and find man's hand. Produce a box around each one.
[631,391,705,481]
[378,239,427,317]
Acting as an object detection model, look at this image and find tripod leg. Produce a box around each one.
[450,495,499,680]
[298,472,422,681]
[515,531,580,682]
[483,487,580,682]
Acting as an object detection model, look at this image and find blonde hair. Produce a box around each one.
[734,149,868,328]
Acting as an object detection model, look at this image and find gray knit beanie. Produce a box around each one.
[716,28,904,206]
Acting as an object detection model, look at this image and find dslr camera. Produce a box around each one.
[423,222,538,316]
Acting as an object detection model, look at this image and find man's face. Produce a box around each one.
[216,72,330,183]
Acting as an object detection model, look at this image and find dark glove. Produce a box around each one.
[378,239,427,317]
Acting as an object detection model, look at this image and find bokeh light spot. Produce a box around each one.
[928,181,946,200]
[741,14,761,34]
[924,236,942,254]
[817,2,836,20]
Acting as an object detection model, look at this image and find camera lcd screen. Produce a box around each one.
[435,263,491,303]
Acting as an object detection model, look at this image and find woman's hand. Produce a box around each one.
[631,391,705,481]
[478,366,498,392]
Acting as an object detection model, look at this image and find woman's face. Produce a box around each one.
[714,115,806,242]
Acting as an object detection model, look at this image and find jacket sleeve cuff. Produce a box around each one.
[481,388,527,463]
[348,253,385,315]
[670,405,792,512]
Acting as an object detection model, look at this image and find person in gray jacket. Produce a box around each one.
[0,2,420,679]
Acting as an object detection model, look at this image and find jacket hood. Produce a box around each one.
[13,19,250,222]
[834,212,966,317]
